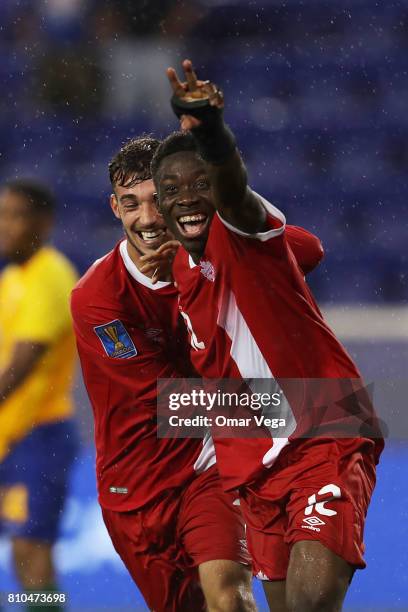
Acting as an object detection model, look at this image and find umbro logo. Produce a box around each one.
[145,328,162,338]
[302,515,326,532]
[303,516,325,527]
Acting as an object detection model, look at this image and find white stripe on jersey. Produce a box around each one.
[120,239,172,290]
[217,192,286,242]
[194,430,217,473]
[217,288,296,468]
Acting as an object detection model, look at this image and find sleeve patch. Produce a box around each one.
[94,319,137,359]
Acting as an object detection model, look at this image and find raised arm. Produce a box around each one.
[167,59,267,234]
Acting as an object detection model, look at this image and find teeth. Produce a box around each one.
[140,230,162,240]
[179,214,206,223]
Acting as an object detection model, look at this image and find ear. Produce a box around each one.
[110,193,121,220]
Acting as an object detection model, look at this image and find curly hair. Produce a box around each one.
[150,131,198,182]
[109,136,161,188]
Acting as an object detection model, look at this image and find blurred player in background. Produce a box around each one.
[71,137,256,612]
[0,180,78,611]
[148,60,384,611]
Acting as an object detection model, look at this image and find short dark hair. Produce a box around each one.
[151,131,199,181]
[109,136,161,188]
[5,179,55,216]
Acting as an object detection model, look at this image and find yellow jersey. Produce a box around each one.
[0,246,78,461]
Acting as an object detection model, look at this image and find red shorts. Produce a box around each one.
[102,465,250,612]
[239,438,380,582]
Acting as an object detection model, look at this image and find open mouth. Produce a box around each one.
[136,228,167,246]
[177,213,209,238]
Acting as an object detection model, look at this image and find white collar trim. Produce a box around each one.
[119,240,172,290]
[188,254,197,269]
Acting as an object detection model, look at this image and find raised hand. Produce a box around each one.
[139,240,180,284]
[166,59,224,131]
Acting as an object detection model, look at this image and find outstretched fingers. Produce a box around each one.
[182,59,198,92]
[166,67,187,97]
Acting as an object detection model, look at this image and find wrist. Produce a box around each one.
[171,94,236,165]
[191,120,236,165]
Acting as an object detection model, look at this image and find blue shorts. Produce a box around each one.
[0,420,79,543]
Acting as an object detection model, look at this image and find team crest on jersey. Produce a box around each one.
[94,319,137,359]
[200,260,215,282]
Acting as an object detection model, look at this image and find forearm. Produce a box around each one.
[191,116,266,232]
[167,60,267,231]
[206,149,267,232]
[0,368,22,403]
[207,149,246,209]
[0,342,47,404]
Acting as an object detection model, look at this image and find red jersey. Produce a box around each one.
[173,197,380,490]
[71,240,213,512]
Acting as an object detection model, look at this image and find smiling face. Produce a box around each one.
[155,151,215,258]
[110,178,172,264]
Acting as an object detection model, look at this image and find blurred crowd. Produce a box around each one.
[1,0,407,302]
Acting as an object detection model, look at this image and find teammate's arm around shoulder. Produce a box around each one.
[167,59,267,234]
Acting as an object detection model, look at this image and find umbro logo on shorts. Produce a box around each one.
[303,516,325,526]
[302,516,326,532]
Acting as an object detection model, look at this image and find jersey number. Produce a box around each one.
[304,484,341,517]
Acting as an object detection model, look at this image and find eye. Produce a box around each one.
[164,184,177,195]
[195,178,210,190]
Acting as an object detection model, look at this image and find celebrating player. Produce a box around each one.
[0,180,78,611]
[70,137,257,612]
[71,135,325,611]
[149,60,384,611]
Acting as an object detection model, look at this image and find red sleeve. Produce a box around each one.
[70,287,176,396]
[213,208,323,273]
[285,225,324,274]
[70,288,134,363]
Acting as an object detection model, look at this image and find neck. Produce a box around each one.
[11,243,42,265]
[190,252,202,264]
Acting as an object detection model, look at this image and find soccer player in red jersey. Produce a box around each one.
[70,137,256,612]
[149,60,384,611]
[71,136,324,611]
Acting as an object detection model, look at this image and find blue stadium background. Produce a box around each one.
[0,0,407,609]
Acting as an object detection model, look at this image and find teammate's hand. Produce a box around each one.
[139,240,180,284]
[167,59,224,131]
